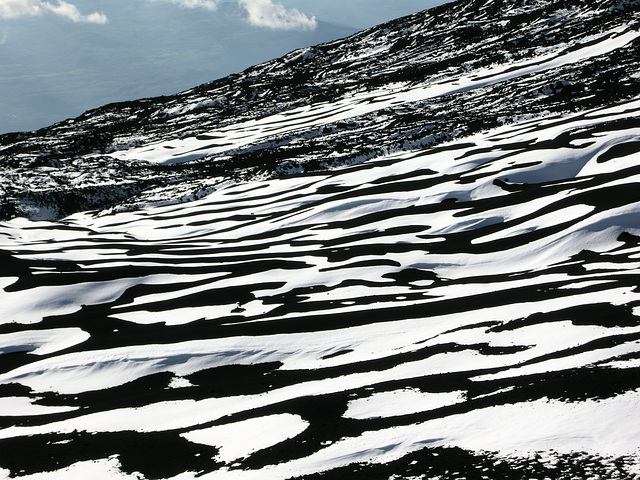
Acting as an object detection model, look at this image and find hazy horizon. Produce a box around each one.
[0,0,448,134]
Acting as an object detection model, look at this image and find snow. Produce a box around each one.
[3,385,637,480]
[0,328,89,356]
[344,389,466,420]
[196,390,640,479]
[109,27,640,167]
[166,376,194,389]
[0,457,142,480]
[0,397,78,417]
[471,204,595,244]
[473,337,640,382]
[181,414,309,463]
[0,280,140,325]
[0,273,224,326]
[1,310,636,442]
[110,305,237,326]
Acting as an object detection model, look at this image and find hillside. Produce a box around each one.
[1,0,640,478]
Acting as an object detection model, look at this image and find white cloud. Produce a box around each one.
[166,0,220,10]
[0,0,40,17]
[239,0,317,30]
[1,0,315,30]
[0,0,107,23]
[150,0,316,31]
[46,1,107,23]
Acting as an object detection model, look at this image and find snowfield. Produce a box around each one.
[1,0,640,478]
[2,95,640,479]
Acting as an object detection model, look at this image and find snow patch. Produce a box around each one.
[181,414,309,463]
[344,389,466,420]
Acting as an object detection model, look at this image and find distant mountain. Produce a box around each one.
[0,1,355,134]
[1,0,640,479]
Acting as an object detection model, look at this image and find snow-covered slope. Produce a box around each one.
[2,0,640,221]
[1,0,640,478]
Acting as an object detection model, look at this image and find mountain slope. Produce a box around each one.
[1,0,640,478]
[2,0,639,221]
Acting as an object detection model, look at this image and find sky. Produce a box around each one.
[0,0,449,133]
